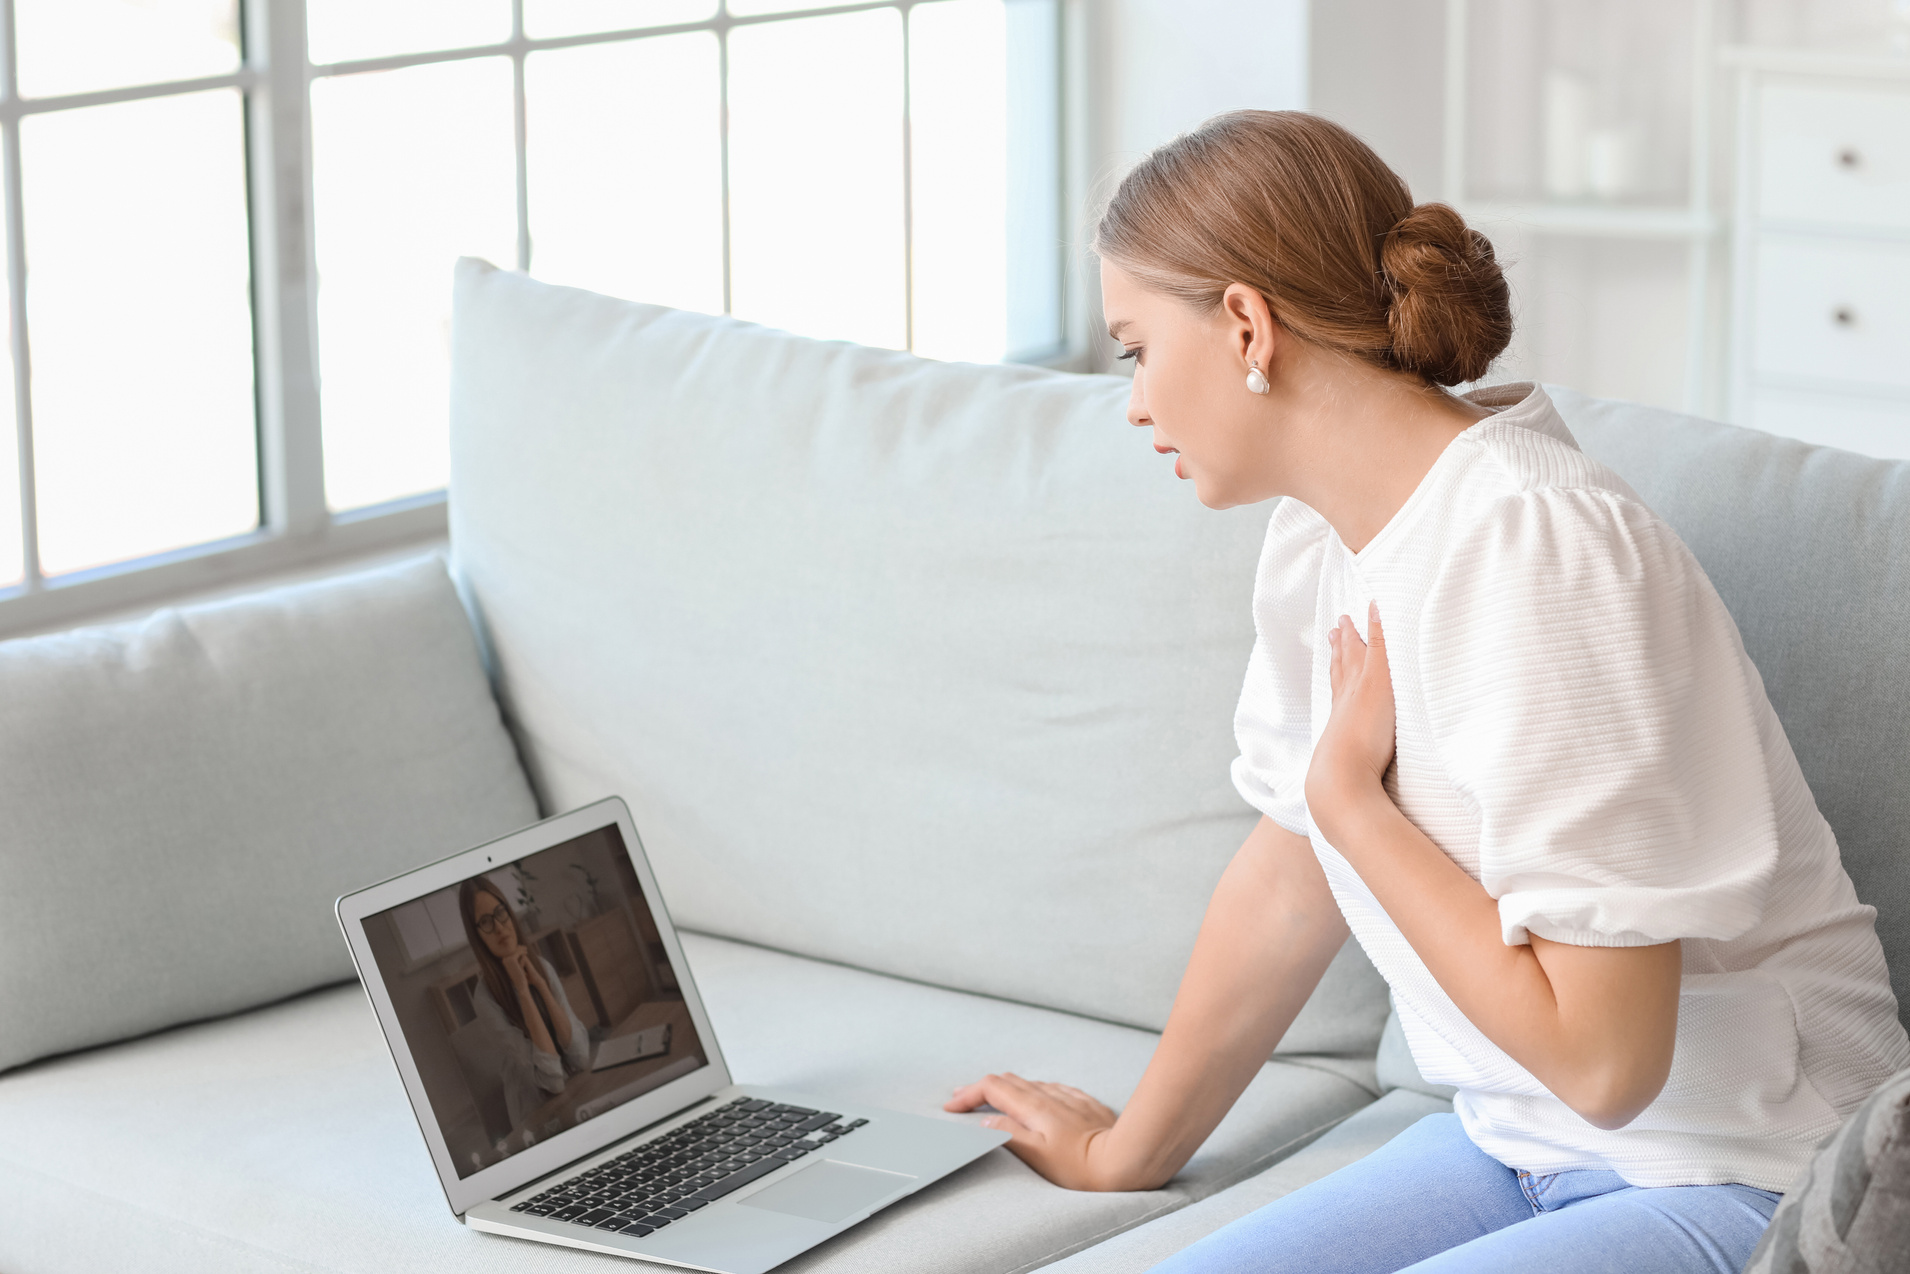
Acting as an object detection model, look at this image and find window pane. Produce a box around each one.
[307,1,510,66]
[14,0,238,100]
[23,90,257,577]
[312,60,517,512]
[0,317,17,591]
[524,0,716,39]
[909,0,1007,363]
[526,35,722,312]
[728,10,905,348]
[726,0,836,16]
[1002,0,1062,359]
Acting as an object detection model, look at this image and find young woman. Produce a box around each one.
[460,876,591,1129]
[946,111,1908,1273]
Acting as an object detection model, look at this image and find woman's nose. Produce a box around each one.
[1126,376,1149,428]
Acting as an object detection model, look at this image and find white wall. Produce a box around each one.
[1066,0,1309,369]
[1066,0,1449,372]
[1091,0,1310,167]
[1307,0,1446,199]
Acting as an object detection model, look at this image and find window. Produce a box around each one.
[0,0,1064,636]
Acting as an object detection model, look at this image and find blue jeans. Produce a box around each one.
[1151,1115,1780,1274]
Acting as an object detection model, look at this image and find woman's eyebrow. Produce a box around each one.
[1107,320,1130,340]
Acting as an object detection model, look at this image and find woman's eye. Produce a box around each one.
[1116,347,1140,363]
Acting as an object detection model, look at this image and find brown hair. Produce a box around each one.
[461,875,534,1036]
[1095,110,1511,387]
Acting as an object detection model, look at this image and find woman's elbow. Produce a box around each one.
[1559,1054,1673,1131]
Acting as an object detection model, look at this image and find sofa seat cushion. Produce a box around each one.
[1037,1088,1455,1274]
[0,933,1377,1274]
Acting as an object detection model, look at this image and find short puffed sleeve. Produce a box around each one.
[1418,487,1780,948]
[1231,503,1332,837]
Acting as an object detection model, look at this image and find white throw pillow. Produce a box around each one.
[0,555,538,1073]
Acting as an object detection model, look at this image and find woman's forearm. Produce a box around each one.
[1091,817,1350,1189]
[514,980,560,1057]
[532,977,575,1050]
[1315,779,1679,1129]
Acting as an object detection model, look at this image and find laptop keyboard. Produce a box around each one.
[510,1096,869,1238]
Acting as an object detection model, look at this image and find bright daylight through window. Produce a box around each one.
[0,0,1062,625]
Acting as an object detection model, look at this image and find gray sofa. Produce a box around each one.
[0,262,1903,1274]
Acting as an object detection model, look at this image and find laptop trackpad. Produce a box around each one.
[738,1160,917,1223]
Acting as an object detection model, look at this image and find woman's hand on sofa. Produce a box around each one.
[947,816,1351,1191]
[944,1073,1123,1190]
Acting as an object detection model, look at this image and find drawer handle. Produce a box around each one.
[1832,305,1857,328]
[1835,148,1863,170]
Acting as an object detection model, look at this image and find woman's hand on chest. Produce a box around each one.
[1304,601,1400,842]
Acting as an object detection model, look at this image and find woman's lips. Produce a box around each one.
[1153,442,1186,480]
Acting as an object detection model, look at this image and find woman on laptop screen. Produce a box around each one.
[460,875,590,1128]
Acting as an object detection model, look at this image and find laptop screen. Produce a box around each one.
[360,822,710,1179]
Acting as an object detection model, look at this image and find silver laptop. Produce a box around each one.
[337,796,1006,1273]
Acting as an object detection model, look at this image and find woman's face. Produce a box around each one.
[1100,261,1285,510]
[471,890,520,959]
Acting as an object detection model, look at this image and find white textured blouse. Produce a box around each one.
[1231,382,1909,1191]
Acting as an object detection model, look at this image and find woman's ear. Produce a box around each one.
[1220,283,1279,374]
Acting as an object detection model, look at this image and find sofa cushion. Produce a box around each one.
[0,554,539,1074]
[1038,1088,1454,1273]
[1374,1005,1456,1101]
[0,932,1377,1274]
[447,259,1391,1055]
[1556,389,1910,1031]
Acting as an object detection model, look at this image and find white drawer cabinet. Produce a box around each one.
[1757,83,1910,233]
[1752,237,1910,392]
[1727,49,1910,460]
[1747,387,1910,460]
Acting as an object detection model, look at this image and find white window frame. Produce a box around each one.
[0,0,1070,640]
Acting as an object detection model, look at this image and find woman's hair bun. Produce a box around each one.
[1380,203,1512,387]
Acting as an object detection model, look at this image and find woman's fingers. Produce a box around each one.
[944,1073,1038,1120]
[980,1074,1065,1130]
[982,1115,1032,1140]
[1329,608,1388,703]
[944,1073,1109,1133]
[1330,613,1365,695]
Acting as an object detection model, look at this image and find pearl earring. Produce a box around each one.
[1246,360,1269,395]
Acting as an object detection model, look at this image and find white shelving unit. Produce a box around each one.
[1723,46,1910,459]
[1438,0,1726,415]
